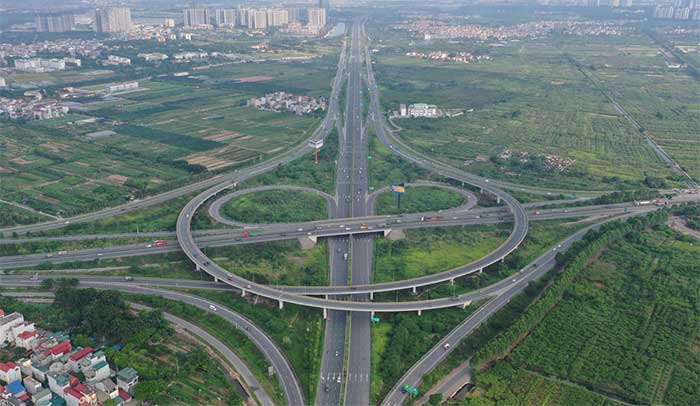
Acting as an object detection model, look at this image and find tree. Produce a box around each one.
[429,393,443,405]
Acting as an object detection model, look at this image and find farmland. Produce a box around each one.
[463,213,699,405]
[370,29,694,190]
[0,55,335,220]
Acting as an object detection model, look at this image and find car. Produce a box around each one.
[443,343,450,350]
[146,244,152,248]
[336,377,342,384]
[64,221,70,224]
[552,248,557,251]
[45,253,53,258]
[512,279,517,283]
[533,263,538,267]
[345,227,351,231]
[297,228,304,232]
[209,305,217,311]
[124,276,134,281]
[335,350,339,357]
[557,244,562,248]
[97,253,103,256]
[324,385,329,393]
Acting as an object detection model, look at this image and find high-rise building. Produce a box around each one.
[215,9,236,27]
[267,9,289,27]
[250,9,267,30]
[165,18,175,28]
[286,8,304,23]
[35,13,75,33]
[308,8,326,28]
[183,8,211,28]
[319,0,331,11]
[95,8,132,33]
[611,0,621,7]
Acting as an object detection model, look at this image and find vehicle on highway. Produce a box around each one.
[146,244,152,248]
[45,253,53,258]
[58,251,67,255]
[443,343,450,350]
[209,305,217,311]
[360,224,368,230]
[124,276,134,281]
[336,376,341,384]
[533,211,541,215]
[343,253,348,260]
[420,216,443,222]
[153,240,168,247]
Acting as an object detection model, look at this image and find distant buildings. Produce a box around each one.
[95,7,132,33]
[250,91,326,115]
[653,0,700,21]
[14,58,66,72]
[35,13,75,33]
[319,0,331,11]
[106,55,131,66]
[307,8,327,29]
[183,8,212,29]
[215,9,236,27]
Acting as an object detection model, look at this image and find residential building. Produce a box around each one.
[0,311,26,342]
[183,8,211,29]
[0,77,6,88]
[165,18,175,28]
[46,372,69,398]
[68,348,93,373]
[268,9,289,27]
[215,9,236,27]
[407,103,438,118]
[308,8,327,28]
[106,55,131,65]
[0,362,22,384]
[35,13,75,33]
[250,9,268,29]
[95,7,132,33]
[319,0,331,11]
[116,368,138,394]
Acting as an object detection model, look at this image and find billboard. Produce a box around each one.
[390,183,406,194]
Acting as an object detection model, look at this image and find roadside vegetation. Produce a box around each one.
[178,289,325,405]
[222,190,328,224]
[0,203,48,227]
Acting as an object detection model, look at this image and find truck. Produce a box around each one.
[420,216,443,222]
[242,230,262,238]
[635,200,652,206]
[153,240,168,247]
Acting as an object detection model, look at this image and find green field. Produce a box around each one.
[371,31,694,190]
[373,186,466,215]
[464,212,698,405]
[222,189,329,224]
[204,240,329,287]
[0,54,335,220]
[0,202,48,227]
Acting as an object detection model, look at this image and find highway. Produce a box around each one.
[345,20,372,406]
[316,23,352,406]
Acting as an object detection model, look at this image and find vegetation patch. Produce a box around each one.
[374,186,466,215]
[222,189,328,224]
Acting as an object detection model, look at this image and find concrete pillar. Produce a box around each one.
[417,309,422,316]
[371,311,375,320]
[478,268,483,274]
[241,289,246,297]
[497,197,501,204]
[323,308,327,319]
[450,279,454,285]
[412,286,417,294]
[501,257,505,263]
[196,264,201,272]
[369,292,374,300]
[214,277,219,283]
[278,300,284,310]
[480,187,484,194]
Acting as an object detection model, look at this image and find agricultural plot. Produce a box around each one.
[372,32,689,190]
[0,55,333,219]
[504,227,700,405]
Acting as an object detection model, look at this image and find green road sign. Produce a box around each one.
[371,317,380,323]
[369,186,374,191]
[412,388,419,396]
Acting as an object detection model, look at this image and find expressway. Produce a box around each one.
[345,20,373,406]
[316,22,355,406]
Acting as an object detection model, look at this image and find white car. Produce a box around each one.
[209,305,217,311]
[443,343,450,350]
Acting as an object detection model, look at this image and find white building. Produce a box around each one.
[0,362,22,384]
[0,77,6,88]
[107,55,131,65]
[308,8,327,28]
[0,311,26,342]
[107,81,139,94]
[407,103,438,118]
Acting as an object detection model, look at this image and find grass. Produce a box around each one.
[204,240,329,287]
[371,31,691,190]
[373,186,466,215]
[222,189,329,224]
